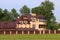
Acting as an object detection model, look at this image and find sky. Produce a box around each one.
[0,0,60,23]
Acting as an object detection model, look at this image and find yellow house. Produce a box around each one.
[16,13,46,30]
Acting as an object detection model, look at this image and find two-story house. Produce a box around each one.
[16,13,46,30]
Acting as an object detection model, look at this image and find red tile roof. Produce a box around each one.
[16,14,45,21]
[0,22,16,29]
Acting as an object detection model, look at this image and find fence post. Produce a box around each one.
[28,31,29,34]
[4,30,6,35]
[43,30,45,34]
[34,30,35,34]
[16,31,18,34]
[22,30,24,34]
[49,30,50,34]
[54,30,56,34]
[10,31,12,35]
[39,30,41,34]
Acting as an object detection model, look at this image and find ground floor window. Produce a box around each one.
[39,25,45,28]
[32,25,35,28]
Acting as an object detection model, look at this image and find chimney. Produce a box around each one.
[31,13,36,16]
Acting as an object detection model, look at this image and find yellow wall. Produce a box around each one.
[16,16,46,30]
[16,24,30,28]
[30,18,46,29]
[31,13,36,16]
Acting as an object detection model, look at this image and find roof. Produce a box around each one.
[36,15,45,19]
[16,14,45,21]
[0,22,16,29]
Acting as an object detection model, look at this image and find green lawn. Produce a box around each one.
[0,34,60,40]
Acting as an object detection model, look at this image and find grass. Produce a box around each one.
[0,34,60,40]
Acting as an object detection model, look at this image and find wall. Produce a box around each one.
[30,19,46,30]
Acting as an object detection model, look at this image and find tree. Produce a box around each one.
[0,8,20,21]
[59,23,60,26]
[51,16,56,23]
[47,23,59,30]
[11,8,19,21]
[2,9,11,21]
[20,5,30,15]
[0,8,4,21]
[32,0,55,29]
[58,23,60,28]
[32,0,54,21]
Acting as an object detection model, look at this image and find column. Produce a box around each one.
[43,30,45,34]
[18,24,19,28]
[39,30,41,34]
[54,30,56,34]
[16,31,18,34]
[34,30,35,34]
[28,31,29,34]
[22,30,24,34]
[49,30,50,34]
[4,31,6,35]
[10,31,12,35]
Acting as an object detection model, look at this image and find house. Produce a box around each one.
[16,13,46,30]
[0,13,46,31]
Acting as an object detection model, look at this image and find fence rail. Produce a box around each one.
[0,30,60,35]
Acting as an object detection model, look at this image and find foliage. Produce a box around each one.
[32,0,56,29]
[0,8,19,21]
[47,23,59,30]
[2,9,10,21]
[11,8,19,21]
[58,23,60,28]
[0,8,4,21]
[20,5,30,15]
[32,0,55,21]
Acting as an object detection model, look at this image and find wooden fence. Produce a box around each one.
[0,29,60,35]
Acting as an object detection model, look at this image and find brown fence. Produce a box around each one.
[0,29,60,35]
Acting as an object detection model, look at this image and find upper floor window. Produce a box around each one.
[19,21,23,24]
[32,25,35,28]
[23,21,28,24]
[39,19,46,22]
[31,18,36,22]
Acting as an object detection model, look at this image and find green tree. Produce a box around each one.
[11,8,19,21]
[58,23,60,28]
[47,23,59,30]
[32,0,54,21]
[20,5,30,15]
[51,16,56,23]
[32,0,55,29]
[2,9,11,21]
[0,8,4,21]
[59,23,60,26]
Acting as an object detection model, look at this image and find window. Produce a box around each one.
[39,25,45,28]
[31,18,36,22]
[32,25,35,28]
[19,21,23,24]
[39,19,46,22]
[23,21,28,24]
[39,25,41,28]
